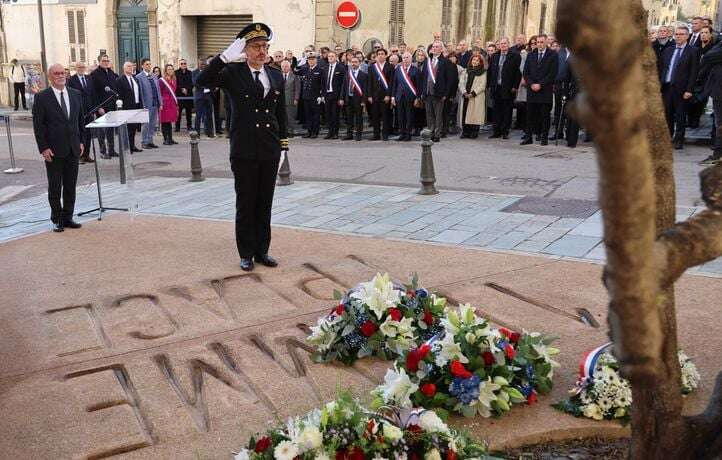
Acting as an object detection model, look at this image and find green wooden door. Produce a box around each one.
[116,1,149,68]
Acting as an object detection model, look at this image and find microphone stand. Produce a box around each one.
[77,94,128,220]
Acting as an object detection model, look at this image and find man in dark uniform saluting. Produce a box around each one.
[196,23,289,271]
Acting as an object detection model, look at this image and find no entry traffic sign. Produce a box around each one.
[336,1,360,29]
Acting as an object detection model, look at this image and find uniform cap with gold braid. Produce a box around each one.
[237,23,273,43]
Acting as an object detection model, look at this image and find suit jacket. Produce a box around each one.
[281,72,300,106]
[488,51,522,99]
[115,74,143,111]
[135,71,162,109]
[392,64,421,102]
[653,39,674,62]
[32,87,84,158]
[659,44,700,93]
[342,68,368,105]
[523,48,559,103]
[196,58,287,161]
[419,55,451,98]
[697,42,722,100]
[175,68,194,98]
[296,64,324,100]
[321,62,346,99]
[366,61,394,99]
[67,73,95,115]
[89,66,118,111]
[689,32,703,48]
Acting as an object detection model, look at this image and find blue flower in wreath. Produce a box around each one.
[343,332,366,349]
[516,383,534,398]
[449,374,481,405]
[354,312,370,327]
[525,363,535,382]
[416,288,429,298]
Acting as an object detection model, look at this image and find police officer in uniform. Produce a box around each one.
[297,53,324,138]
[196,23,289,271]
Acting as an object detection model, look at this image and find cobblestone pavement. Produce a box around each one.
[2,177,720,276]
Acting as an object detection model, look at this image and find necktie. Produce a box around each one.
[328,65,334,92]
[498,54,506,84]
[80,75,86,89]
[253,71,264,98]
[538,51,543,63]
[667,48,682,83]
[60,90,69,119]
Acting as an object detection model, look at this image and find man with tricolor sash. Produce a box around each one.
[420,41,452,142]
[366,48,394,141]
[391,52,421,141]
[342,55,368,141]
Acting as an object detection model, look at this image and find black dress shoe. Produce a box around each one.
[148,143,159,149]
[255,254,278,267]
[343,134,354,140]
[331,135,339,140]
[674,141,684,150]
[109,151,119,157]
[382,136,389,141]
[432,136,440,142]
[302,132,312,138]
[170,140,178,145]
[100,154,111,160]
[53,223,64,233]
[309,134,318,139]
[371,135,381,141]
[323,133,333,139]
[489,133,502,139]
[63,220,82,229]
[174,127,180,133]
[240,257,254,271]
[131,146,143,153]
[520,139,533,145]
[355,134,362,141]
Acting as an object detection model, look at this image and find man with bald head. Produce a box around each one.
[68,62,94,163]
[115,61,143,152]
[32,64,86,232]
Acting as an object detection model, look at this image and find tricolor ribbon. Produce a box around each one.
[400,65,417,97]
[579,342,613,381]
[374,62,389,91]
[426,57,437,86]
[348,69,364,97]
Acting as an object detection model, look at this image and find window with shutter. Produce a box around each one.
[388,0,405,45]
[67,10,76,45]
[66,9,87,66]
[441,0,453,43]
[471,0,484,40]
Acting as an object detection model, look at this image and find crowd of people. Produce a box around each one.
[28,14,722,166]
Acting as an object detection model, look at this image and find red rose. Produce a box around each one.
[407,348,422,372]
[335,303,345,315]
[450,360,473,378]
[482,351,495,366]
[527,391,538,405]
[254,436,271,453]
[499,327,513,338]
[388,307,403,322]
[447,450,458,460]
[421,383,437,397]
[418,343,431,359]
[504,343,516,360]
[510,332,521,343]
[366,419,376,434]
[407,290,416,298]
[336,450,347,460]
[423,309,434,325]
[349,447,365,460]
[407,424,423,434]
[360,321,378,337]
[410,452,420,460]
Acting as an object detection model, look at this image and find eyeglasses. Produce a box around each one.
[180,62,187,65]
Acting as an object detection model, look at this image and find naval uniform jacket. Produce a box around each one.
[196,57,288,161]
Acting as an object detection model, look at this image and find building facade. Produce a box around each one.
[645,0,681,26]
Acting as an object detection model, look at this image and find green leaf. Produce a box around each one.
[461,405,477,418]
[333,289,344,300]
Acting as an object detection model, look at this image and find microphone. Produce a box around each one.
[104,86,119,96]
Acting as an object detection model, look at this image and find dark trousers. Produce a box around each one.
[212,91,222,133]
[230,157,280,258]
[514,101,527,130]
[687,96,706,128]
[552,89,566,137]
[176,99,193,130]
[526,102,552,140]
[441,98,454,135]
[127,123,140,149]
[712,98,722,157]
[97,127,115,154]
[461,99,480,138]
[194,94,214,135]
[425,95,444,138]
[565,105,580,147]
[45,155,79,224]
[161,122,174,142]
[397,98,415,136]
[662,85,688,143]
[13,83,26,110]
[346,99,364,135]
[324,94,341,135]
[493,94,514,135]
[370,98,391,137]
[303,98,321,134]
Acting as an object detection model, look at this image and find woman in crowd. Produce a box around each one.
[158,64,179,145]
[458,54,487,139]
[514,35,537,131]
[447,53,464,135]
[412,48,428,136]
[152,66,162,79]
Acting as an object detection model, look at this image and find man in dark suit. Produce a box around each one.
[297,52,324,138]
[32,64,86,232]
[196,23,288,272]
[89,54,119,158]
[366,48,394,141]
[550,46,571,141]
[659,26,700,150]
[67,62,95,163]
[689,17,705,47]
[175,59,194,132]
[488,38,522,139]
[420,41,451,142]
[521,34,558,145]
[341,55,367,141]
[192,59,215,138]
[322,52,345,139]
[697,40,722,164]
[115,61,144,153]
[391,52,421,141]
[653,26,674,62]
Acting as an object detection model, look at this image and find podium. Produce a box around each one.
[0,109,25,174]
[78,109,149,220]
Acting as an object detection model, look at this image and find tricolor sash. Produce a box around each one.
[348,69,364,97]
[399,65,417,97]
[159,78,178,105]
[426,57,437,85]
[579,342,613,380]
[374,62,389,91]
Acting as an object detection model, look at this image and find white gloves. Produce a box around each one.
[316,97,325,104]
[220,38,246,63]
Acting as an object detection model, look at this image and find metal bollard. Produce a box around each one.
[277,151,293,186]
[418,129,438,195]
[189,131,205,182]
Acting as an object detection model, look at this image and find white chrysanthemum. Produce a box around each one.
[274,440,299,460]
[383,423,404,441]
[435,334,469,367]
[679,351,701,394]
[419,410,450,434]
[296,426,323,452]
[582,403,604,420]
[424,449,442,460]
[351,273,402,320]
[379,367,419,408]
[234,448,251,460]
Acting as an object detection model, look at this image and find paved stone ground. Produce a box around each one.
[2,176,720,276]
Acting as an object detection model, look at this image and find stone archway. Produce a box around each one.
[105,0,159,68]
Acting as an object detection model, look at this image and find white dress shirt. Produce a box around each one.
[248,64,270,97]
[126,74,140,104]
[327,63,336,92]
[51,86,70,117]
